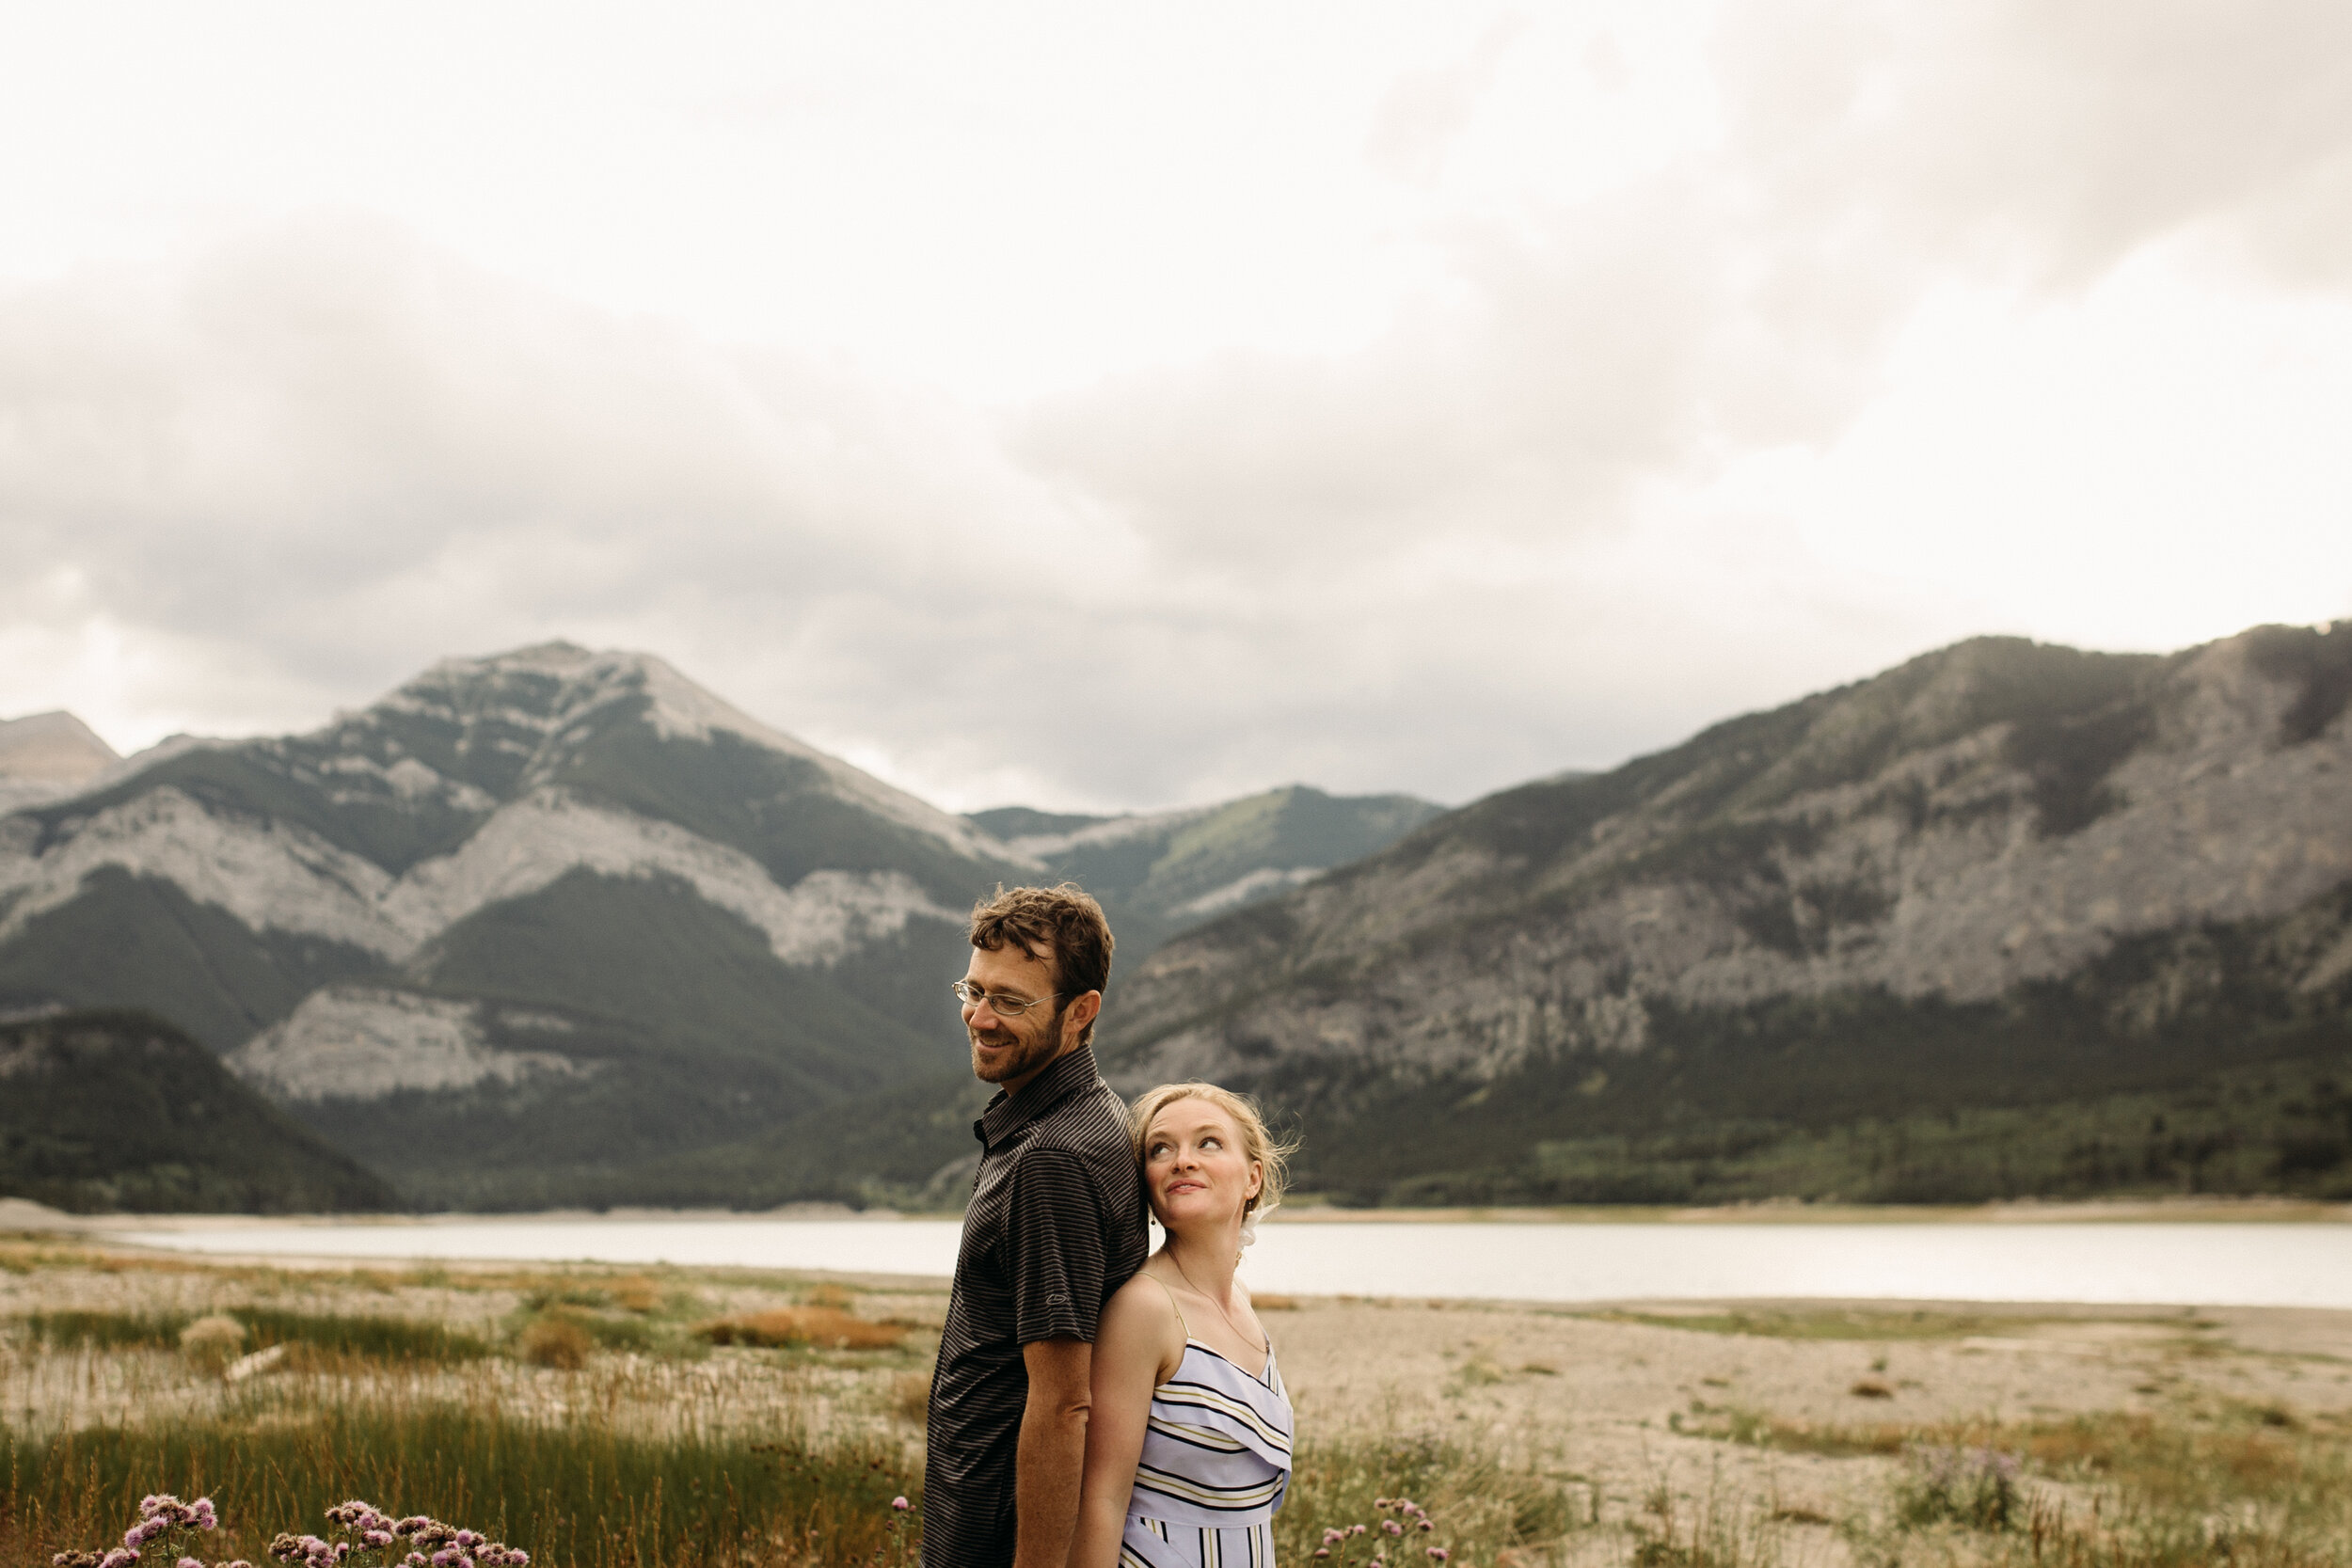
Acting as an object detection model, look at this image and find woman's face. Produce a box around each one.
[1142,1098,1262,1237]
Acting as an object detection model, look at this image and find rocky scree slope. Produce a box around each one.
[1109,624,2352,1205]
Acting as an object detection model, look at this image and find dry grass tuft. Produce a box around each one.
[517,1315,593,1370]
[892,1372,931,1425]
[700,1307,908,1351]
[609,1275,662,1314]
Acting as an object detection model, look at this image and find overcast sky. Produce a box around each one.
[4,2,2350,813]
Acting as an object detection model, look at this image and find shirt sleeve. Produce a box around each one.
[1005,1146,1114,1345]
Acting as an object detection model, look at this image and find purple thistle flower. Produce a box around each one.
[178,1558,205,1568]
[891,1497,911,1512]
[1427,1551,1448,1562]
[1312,1553,1328,1560]
[1382,1520,1404,1536]
[1417,1520,1434,1531]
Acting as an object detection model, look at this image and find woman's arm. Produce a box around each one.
[1068,1275,1183,1568]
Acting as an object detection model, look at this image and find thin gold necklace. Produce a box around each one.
[1167,1250,1265,1358]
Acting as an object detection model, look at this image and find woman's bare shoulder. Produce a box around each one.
[1103,1265,1187,1354]
[1107,1264,1179,1321]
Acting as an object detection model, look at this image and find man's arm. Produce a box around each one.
[1015,1335,1092,1568]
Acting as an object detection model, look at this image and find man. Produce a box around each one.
[924,883,1148,1568]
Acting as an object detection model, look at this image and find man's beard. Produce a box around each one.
[969,1004,1068,1085]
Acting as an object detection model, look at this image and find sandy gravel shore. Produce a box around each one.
[10,1205,2351,1565]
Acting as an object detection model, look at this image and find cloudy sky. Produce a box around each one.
[4,2,2350,813]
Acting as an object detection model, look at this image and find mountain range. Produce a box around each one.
[7,624,2348,1212]
[1107,624,2352,1204]
[0,644,1436,1209]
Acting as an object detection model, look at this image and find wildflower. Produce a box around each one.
[1382,1520,1404,1536]
[1322,1528,1344,1545]
[1375,1498,1391,1509]
[892,1497,911,1512]
[179,1560,204,1568]
[1313,1553,1329,1560]
[1350,1523,1369,1536]
[1417,1520,1434,1531]
[1427,1551,1448,1562]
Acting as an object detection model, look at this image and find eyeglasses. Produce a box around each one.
[950,981,1064,1017]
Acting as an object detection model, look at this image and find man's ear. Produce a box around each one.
[1063,990,1103,1039]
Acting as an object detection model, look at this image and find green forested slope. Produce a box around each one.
[0,1010,393,1212]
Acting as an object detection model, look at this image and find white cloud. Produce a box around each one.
[2,3,2350,815]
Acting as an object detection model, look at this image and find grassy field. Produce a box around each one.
[6,1231,2352,1566]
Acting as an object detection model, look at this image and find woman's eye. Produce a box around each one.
[1200,1136,1222,1149]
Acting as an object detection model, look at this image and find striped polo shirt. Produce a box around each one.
[924,1043,1148,1568]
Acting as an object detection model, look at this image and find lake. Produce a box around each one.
[121,1216,2352,1307]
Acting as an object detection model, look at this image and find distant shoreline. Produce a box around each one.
[10,1193,2348,1234]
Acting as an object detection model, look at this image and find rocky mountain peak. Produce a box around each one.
[0,711,125,813]
[0,711,119,784]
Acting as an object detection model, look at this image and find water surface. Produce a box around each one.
[122,1218,2352,1307]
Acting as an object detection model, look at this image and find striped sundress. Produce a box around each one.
[1120,1326,1294,1568]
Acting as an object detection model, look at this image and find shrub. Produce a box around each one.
[1279,1435,1571,1567]
[1896,1444,2022,1531]
[516,1316,592,1370]
[180,1314,248,1372]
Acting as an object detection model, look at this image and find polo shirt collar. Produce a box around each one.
[975,1043,1104,1150]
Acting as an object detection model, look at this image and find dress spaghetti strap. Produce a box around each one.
[1147,1270,1191,1338]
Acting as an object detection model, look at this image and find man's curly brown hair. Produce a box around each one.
[967,882,1115,1046]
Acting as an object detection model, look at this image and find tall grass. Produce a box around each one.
[19,1307,492,1362]
[1,1397,917,1568]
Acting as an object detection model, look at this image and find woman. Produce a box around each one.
[1072,1083,1295,1568]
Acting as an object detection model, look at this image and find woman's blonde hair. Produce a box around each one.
[1128,1082,1295,1243]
